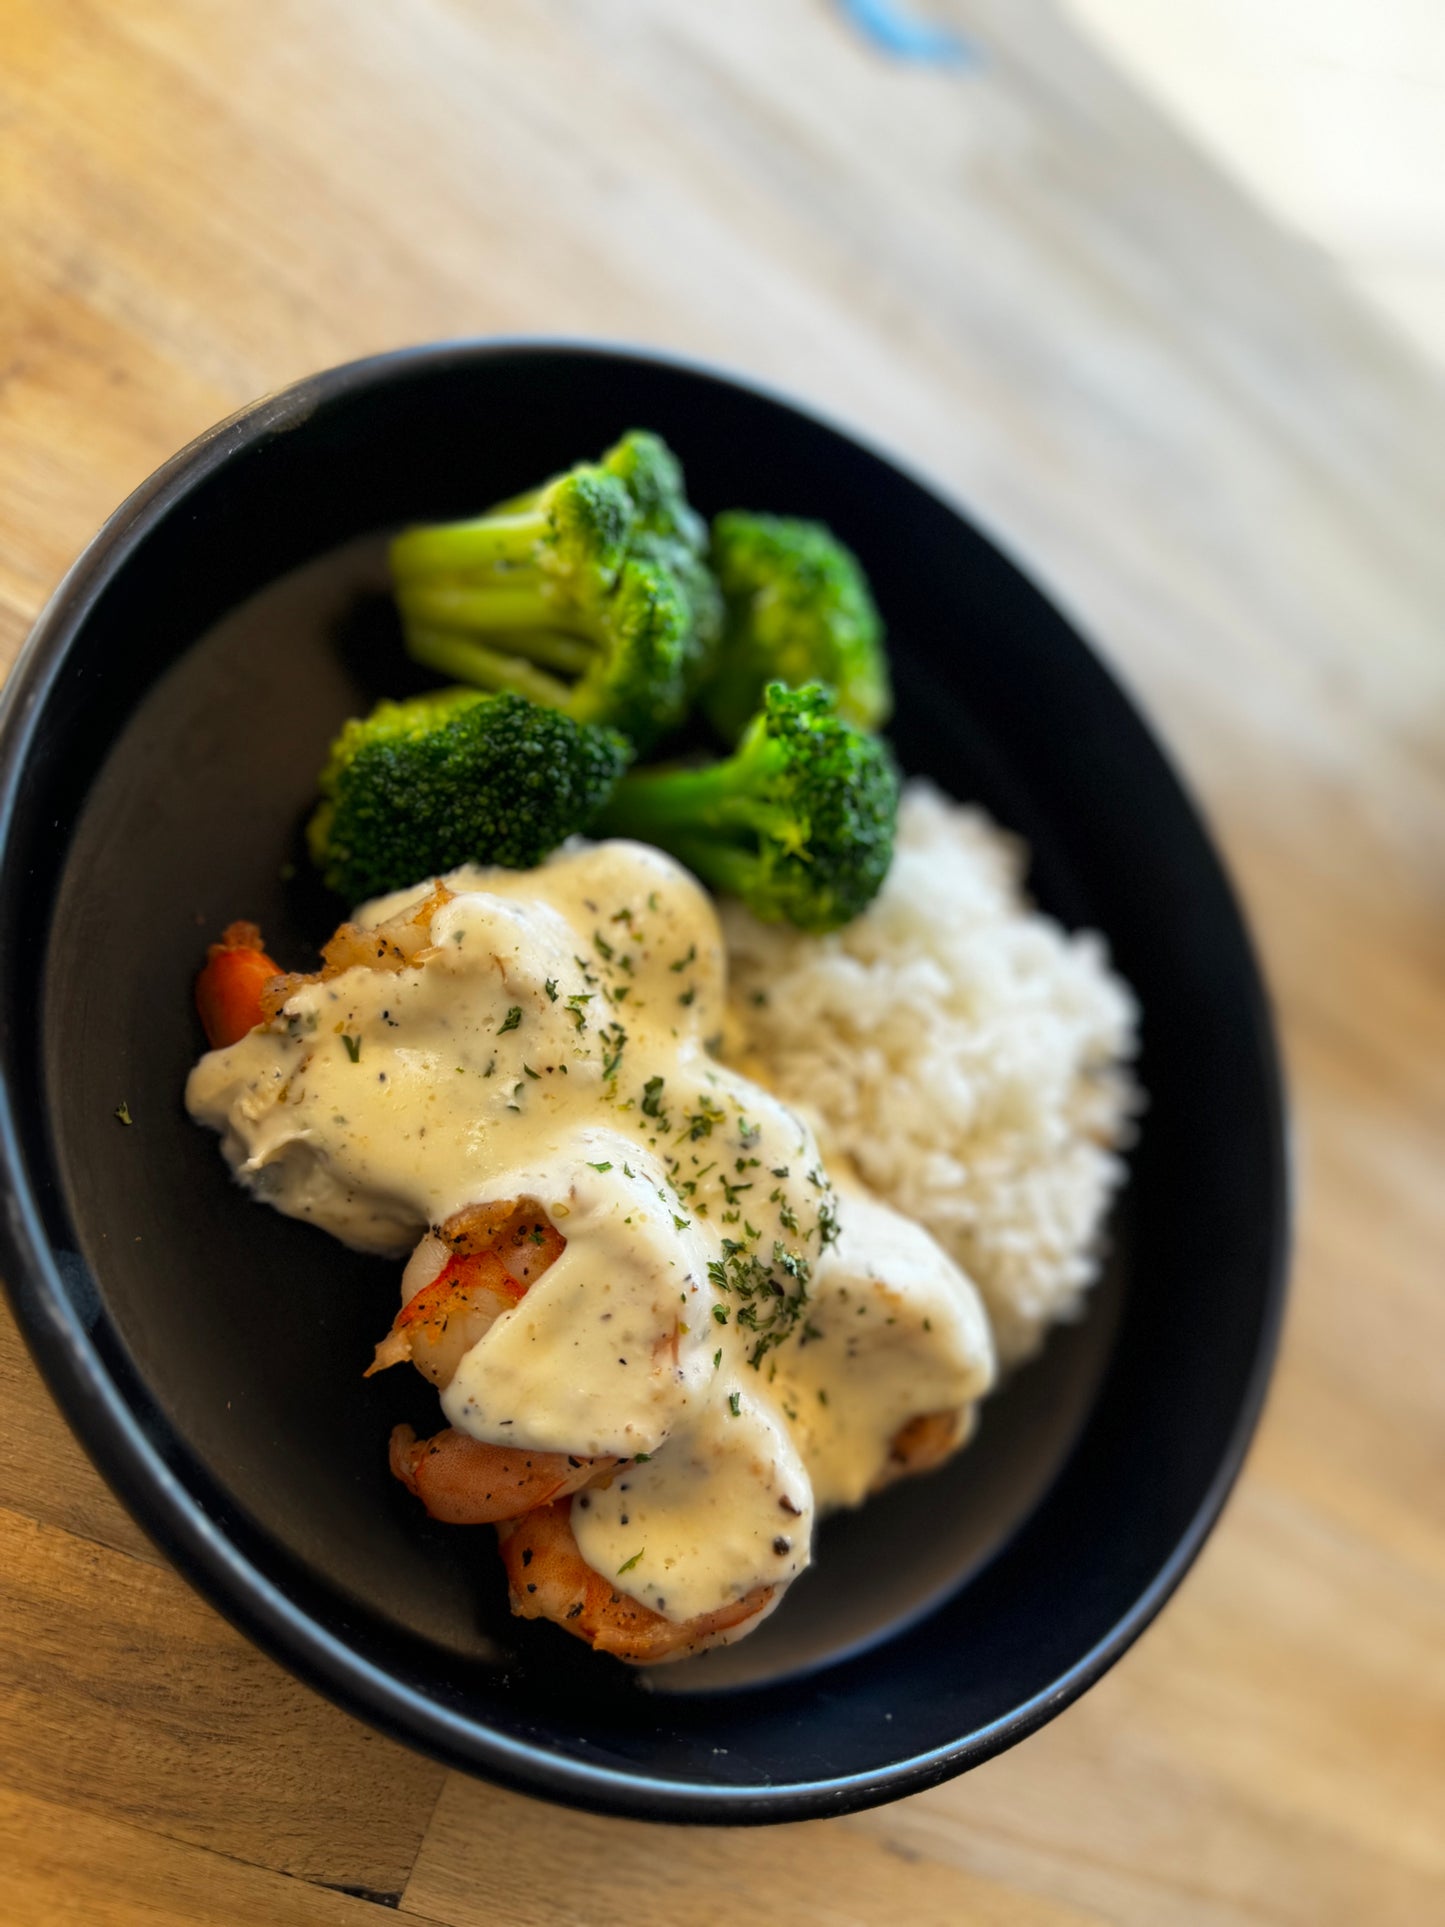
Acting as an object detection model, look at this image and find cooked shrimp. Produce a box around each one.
[258,881,455,1021]
[195,922,283,1048]
[198,887,457,1045]
[367,1251,523,1386]
[872,1407,971,1493]
[367,1199,567,1384]
[493,1495,774,1664]
[372,1197,611,1523]
[388,1424,607,1524]
[438,1197,567,1281]
[496,1498,775,1664]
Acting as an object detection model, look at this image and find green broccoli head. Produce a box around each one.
[562,554,690,734]
[599,431,702,547]
[542,468,633,590]
[702,512,892,743]
[600,431,722,685]
[592,681,899,933]
[388,432,716,751]
[307,688,631,903]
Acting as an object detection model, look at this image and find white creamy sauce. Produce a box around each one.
[187,841,995,1624]
[771,1182,996,1511]
[439,1137,712,1458]
[572,1387,812,1623]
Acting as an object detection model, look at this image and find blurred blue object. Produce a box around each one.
[838,0,976,66]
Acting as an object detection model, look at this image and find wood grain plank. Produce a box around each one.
[0,1503,444,1894]
[0,1296,163,1567]
[401,1773,1101,1927]
[0,594,33,684]
[861,1481,1445,1926]
[0,1780,447,1926]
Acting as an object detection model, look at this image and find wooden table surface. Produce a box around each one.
[2,3,1442,1921]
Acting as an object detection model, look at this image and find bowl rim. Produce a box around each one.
[0,335,1292,1823]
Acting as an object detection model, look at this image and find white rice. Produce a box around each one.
[720,781,1140,1369]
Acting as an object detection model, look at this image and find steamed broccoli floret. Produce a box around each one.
[593,682,899,933]
[601,431,723,687]
[702,513,891,743]
[307,688,631,902]
[389,432,717,751]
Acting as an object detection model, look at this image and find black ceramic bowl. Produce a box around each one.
[0,341,1288,1822]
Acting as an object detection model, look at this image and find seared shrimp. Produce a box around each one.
[873,1408,972,1493]
[388,1425,603,1524]
[367,1250,524,1387]
[367,1198,567,1384]
[371,1197,613,1524]
[196,890,455,1047]
[195,922,283,1049]
[497,1498,775,1664]
[257,882,455,1022]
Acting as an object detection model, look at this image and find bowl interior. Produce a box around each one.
[3,345,1286,1814]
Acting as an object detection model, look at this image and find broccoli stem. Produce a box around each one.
[475,630,597,676]
[592,761,736,833]
[595,757,781,843]
[390,508,551,581]
[485,484,542,517]
[593,793,772,900]
[391,578,601,662]
[403,626,574,710]
[658,838,760,899]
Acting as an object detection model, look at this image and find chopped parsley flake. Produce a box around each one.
[728,1391,741,1416]
[544,978,558,1002]
[586,1160,613,1173]
[601,1025,628,1080]
[341,1034,362,1063]
[681,1096,725,1141]
[497,1007,522,1034]
[617,1549,644,1575]
[707,1238,812,1368]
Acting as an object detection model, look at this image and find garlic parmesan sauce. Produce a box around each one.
[187,841,994,1626]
